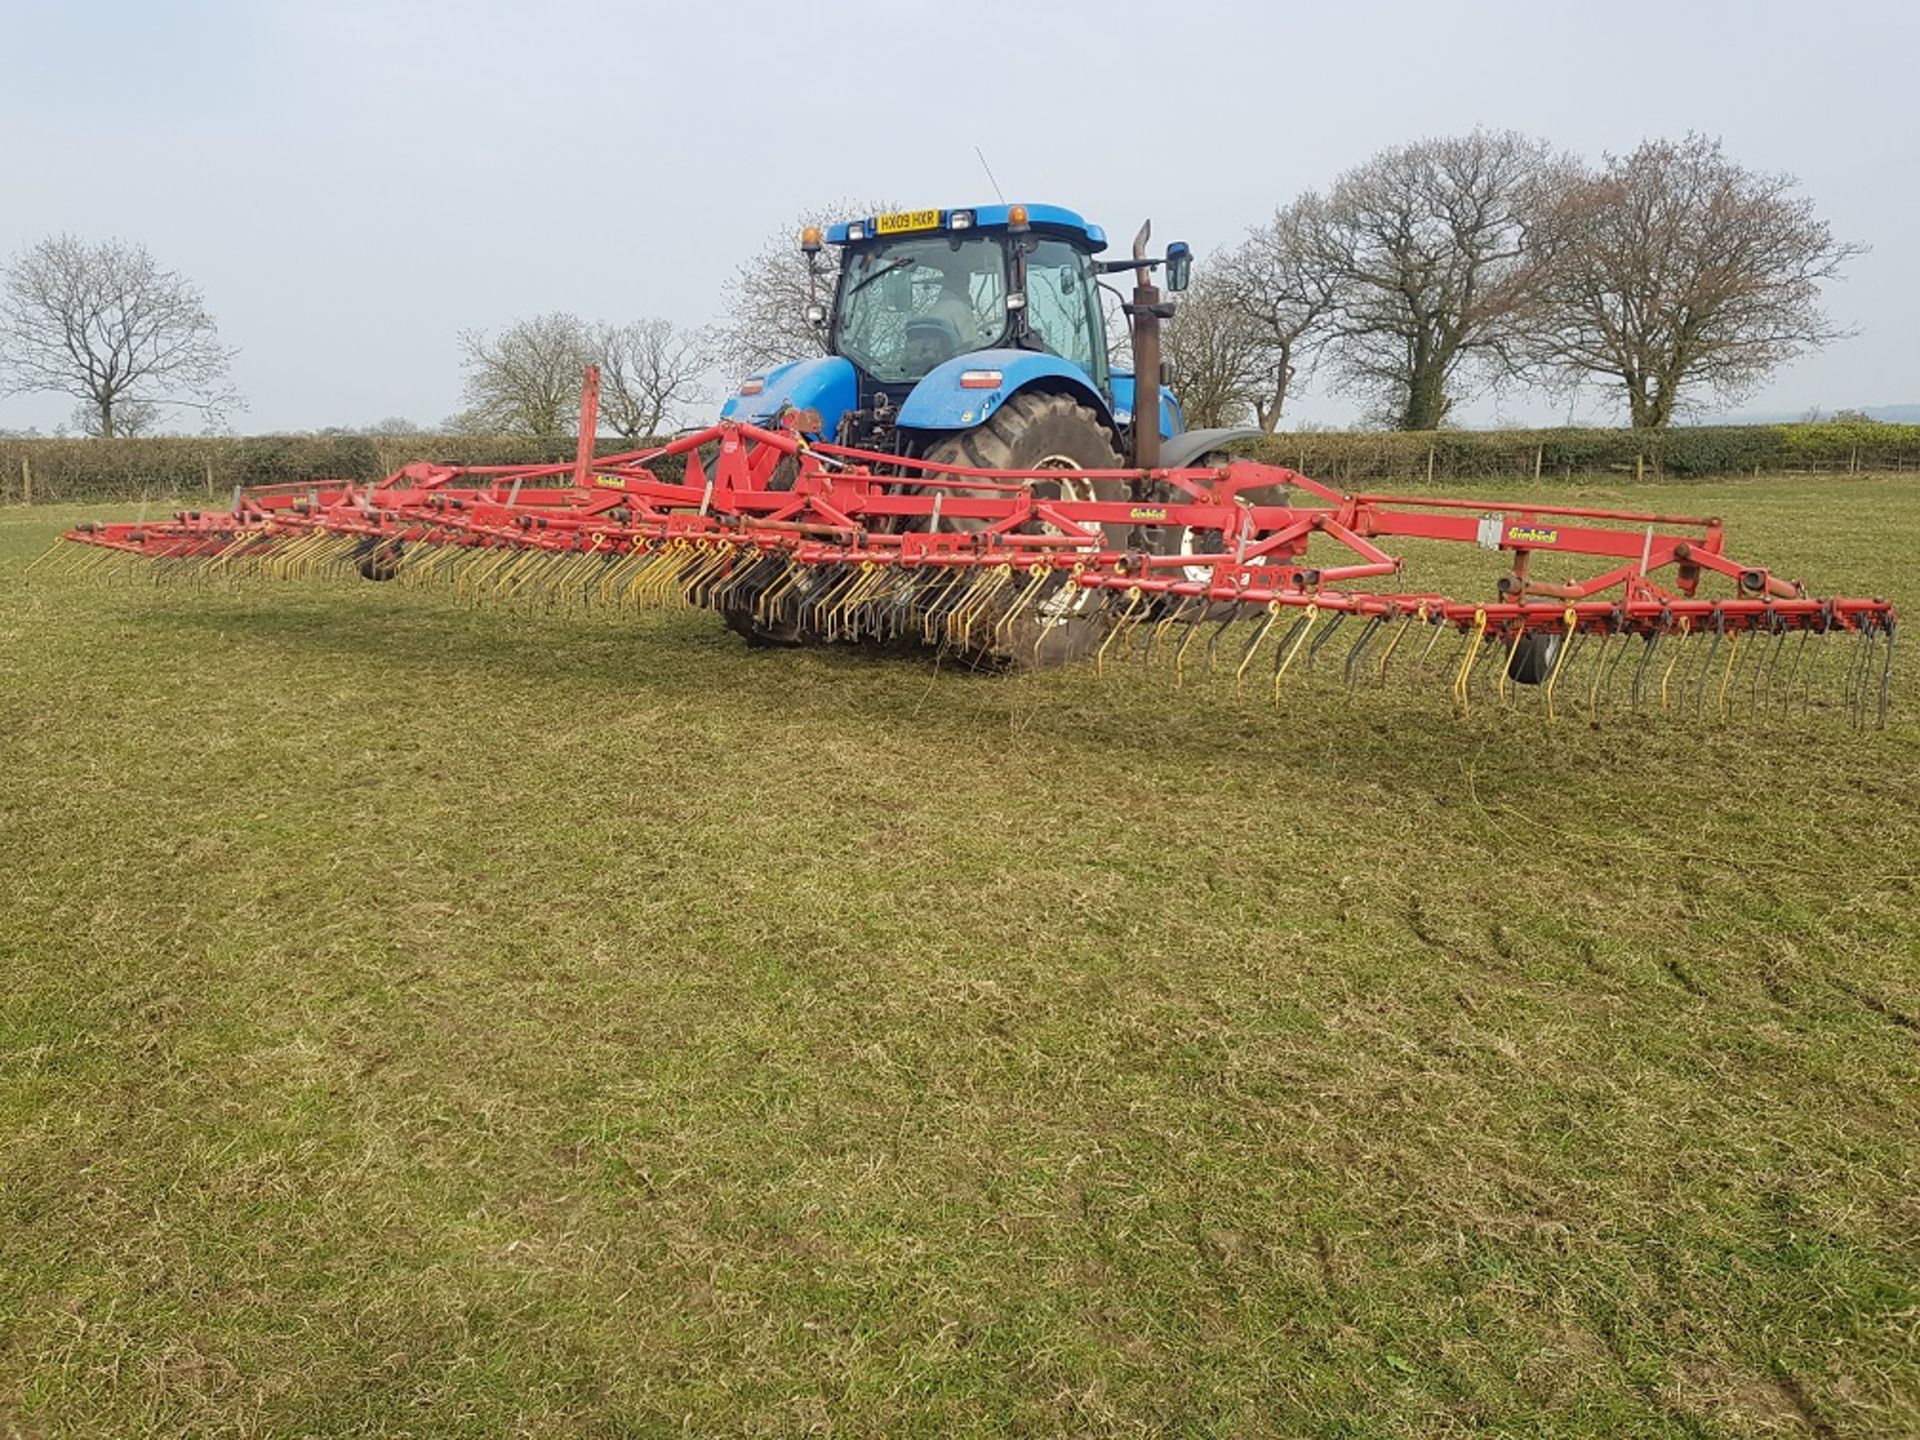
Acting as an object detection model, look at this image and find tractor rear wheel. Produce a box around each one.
[918,392,1126,670]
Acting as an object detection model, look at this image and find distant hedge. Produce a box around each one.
[1239,421,1920,485]
[4,421,1918,505]
[0,433,679,505]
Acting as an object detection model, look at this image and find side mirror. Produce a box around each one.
[805,301,828,328]
[1165,241,1192,292]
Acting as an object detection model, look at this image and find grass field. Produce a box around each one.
[2,474,1916,1437]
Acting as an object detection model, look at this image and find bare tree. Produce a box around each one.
[451,313,594,437]
[1520,135,1862,429]
[0,235,239,438]
[595,318,709,440]
[70,397,160,438]
[713,200,891,381]
[1161,273,1263,428]
[1309,131,1558,429]
[1212,197,1342,430]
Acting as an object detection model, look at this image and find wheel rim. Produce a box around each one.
[1030,457,1099,622]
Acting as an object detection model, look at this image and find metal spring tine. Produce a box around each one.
[1143,593,1197,665]
[1584,630,1615,722]
[1687,614,1722,720]
[1452,613,1489,715]
[1751,625,1774,725]
[1498,626,1525,708]
[1273,603,1320,701]
[1750,622,1783,716]
[1877,620,1895,730]
[1202,606,1246,677]
[1851,623,1879,729]
[1713,625,1743,725]
[992,564,1050,649]
[1545,623,1584,724]
[1370,613,1411,687]
[1230,604,1281,694]
[1837,622,1860,718]
[1342,616,1384,690]
[1172,601,1213,688]
[1095,587,1147,676]
[1306,611,1346,672]
[918,568,970,643]
[1413,613,1452,691]
[753,557,801,626]
[1777,627,1809,715]
[1804,624,1832,718]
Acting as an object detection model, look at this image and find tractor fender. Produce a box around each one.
[719,355,858,440]
[1160,427,1266,470]
[894,349,1114,435]
[1108,374,1183,441]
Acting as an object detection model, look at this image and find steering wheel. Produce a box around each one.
[903,316,964,364]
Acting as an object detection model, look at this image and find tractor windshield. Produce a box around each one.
[832,235,1008,383]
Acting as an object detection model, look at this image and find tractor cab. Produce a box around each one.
[825,206,1108,399]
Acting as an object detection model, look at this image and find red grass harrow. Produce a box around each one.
[39,382,1896,728]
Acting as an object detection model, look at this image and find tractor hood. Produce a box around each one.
[719,356,857,440]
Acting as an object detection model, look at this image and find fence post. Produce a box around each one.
[1534,445,1543,481]
[1635,453,1644,483]
[1425,443,1434,484]
[20,456,30,506]
[1850,446,1858,474]
[205,456,215,497]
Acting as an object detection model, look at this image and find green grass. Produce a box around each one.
[2,474,1916,1437]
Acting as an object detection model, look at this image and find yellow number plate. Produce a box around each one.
[875,208,940,235]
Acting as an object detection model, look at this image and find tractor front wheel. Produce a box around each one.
[918,392,1126,670]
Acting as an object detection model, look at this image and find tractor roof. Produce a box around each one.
[826,205,1108,253]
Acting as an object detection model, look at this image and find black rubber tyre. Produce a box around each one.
[1147,450,1294,620]
[718,458,808,647]
[918,391,1126,670]
[355,537,401,582]
[1506,632,1562,685]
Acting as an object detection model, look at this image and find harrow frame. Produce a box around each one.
[44,400,1897,727]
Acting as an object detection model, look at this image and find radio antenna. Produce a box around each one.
[974,146,1006,203]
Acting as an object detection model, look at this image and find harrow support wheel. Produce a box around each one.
[355,536,401,582]
[920,391,1125,671]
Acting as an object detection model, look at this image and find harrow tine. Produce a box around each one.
[1452,611,1489,715]
[1585,630,1615,723]
[1691,614,1723,721]
[1414,611,1452,692]
[1306,611,1346,672]
[1750,622,1783,717]
[1878,620,1896,730]
[1342,616,1384,690]
[1272,603,1320,701]
[1374,612,1413,687]
[1713,626,1740,725]
[1544,611,1580,724]
[1225,603,1277,693]
[1098,587,1148,678]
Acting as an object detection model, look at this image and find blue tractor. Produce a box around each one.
[716,203,1258,658]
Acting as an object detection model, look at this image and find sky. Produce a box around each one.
[1,0,1915,434]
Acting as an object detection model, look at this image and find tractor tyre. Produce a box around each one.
[919,392,1126,671]
[717,452,809,648]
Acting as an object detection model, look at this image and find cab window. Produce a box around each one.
[1022,239,1104,384]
